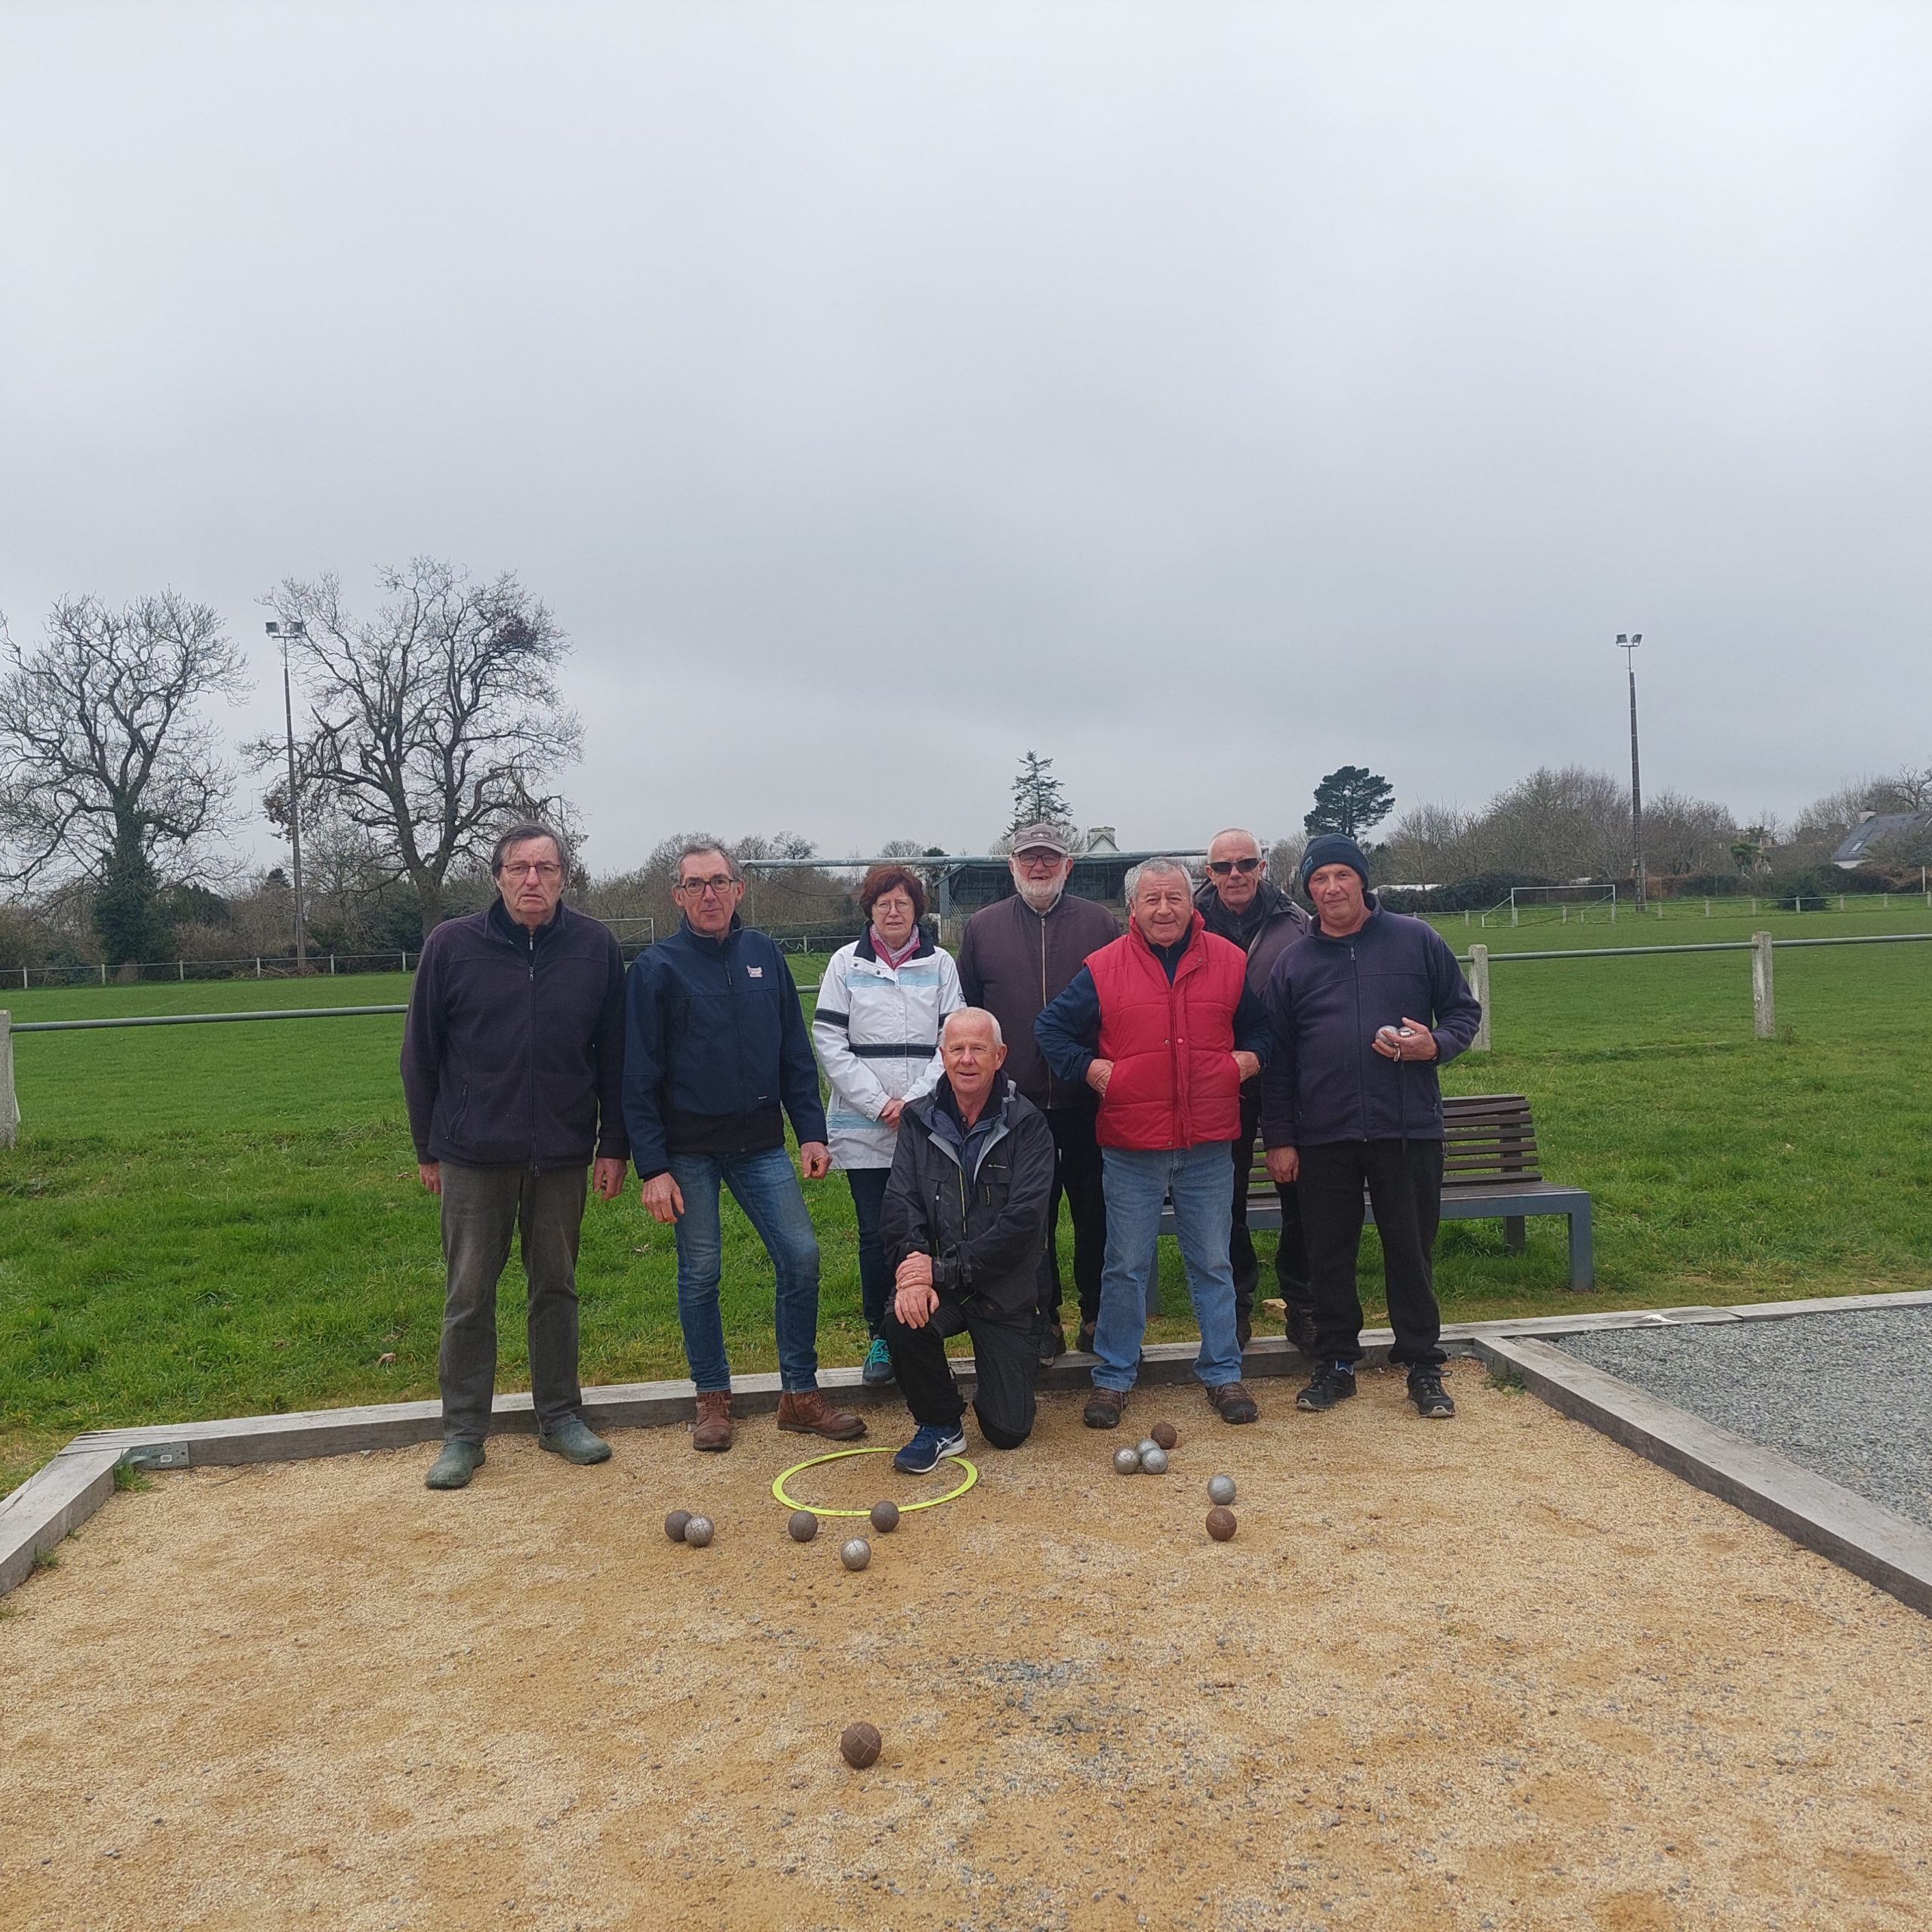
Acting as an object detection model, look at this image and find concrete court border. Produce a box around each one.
[5,1291,1931,1602]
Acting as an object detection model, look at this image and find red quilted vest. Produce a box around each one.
[1088,912,1247,1151]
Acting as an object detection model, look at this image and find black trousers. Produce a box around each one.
[1296,1139,1447,1371]
[881,1294,1036,1450]
[1035,1104,1107,1331]
[437,1161,588,1442]
[1230,1087,1313,1324]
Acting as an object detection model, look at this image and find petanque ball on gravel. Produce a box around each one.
[787,1510,820,1543]
[1136,1438,1161,1460]
[1207,1474,1237,1506]
[1151,1422,1178,1451]
[869,1500,900,1534]
[840,1721,882,1770]
[663,1509,692,1543]
[1140,1446,1169,1475]
[1112,1446,1142,1475]
[1206,1506,1238,1542]
[682,1514,715,1547]
[841,1537,872,1571]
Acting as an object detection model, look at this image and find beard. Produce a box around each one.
[1015,874,1066,913]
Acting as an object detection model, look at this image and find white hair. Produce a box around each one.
[943,1005,1004,1047]
[1125,856,1195,902]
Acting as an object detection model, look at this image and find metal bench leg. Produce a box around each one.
[1503,1215,1526,1256]
[1567,1205,1595,1292]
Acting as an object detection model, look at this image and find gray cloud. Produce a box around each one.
[2,2,1927,869]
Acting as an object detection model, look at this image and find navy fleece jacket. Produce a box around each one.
[1259,903,1481,1148]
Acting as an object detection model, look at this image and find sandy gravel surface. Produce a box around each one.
[4,1369,1930,1931]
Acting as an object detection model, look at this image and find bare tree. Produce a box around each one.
[0,593,248,961]
[254,560,582,936]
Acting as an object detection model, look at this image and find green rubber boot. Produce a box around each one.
[425,1440,486,1490]
[537,1417,613,1466]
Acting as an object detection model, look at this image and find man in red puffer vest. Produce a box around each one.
[1035,857,1272,1429]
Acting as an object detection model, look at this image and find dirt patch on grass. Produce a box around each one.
[5,1371,1931,1930]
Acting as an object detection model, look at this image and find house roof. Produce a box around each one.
[1831,812,1932,867]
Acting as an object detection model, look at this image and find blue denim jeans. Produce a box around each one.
[1091,1142,1242,1392]
[668,1146,822,1393]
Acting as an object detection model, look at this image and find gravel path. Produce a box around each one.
[1560,1306,1932,1531]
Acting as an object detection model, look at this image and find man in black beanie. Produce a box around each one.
[1259,834,1482,1419]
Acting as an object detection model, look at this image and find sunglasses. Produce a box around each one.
[1207,857,1263,877]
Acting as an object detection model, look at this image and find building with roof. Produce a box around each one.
[1830,811,1932,870]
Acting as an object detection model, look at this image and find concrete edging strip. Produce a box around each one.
[1477,1334,1932,1618]
[0,1448,121,1598]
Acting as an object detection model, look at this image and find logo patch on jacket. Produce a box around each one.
[747,966,764,978]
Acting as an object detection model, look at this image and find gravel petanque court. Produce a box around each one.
[1558,1307,1932,1533]
[5,1371,1932,1931]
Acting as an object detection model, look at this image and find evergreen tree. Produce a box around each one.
[1008,751,1072,836]
[1304,766,1395,839]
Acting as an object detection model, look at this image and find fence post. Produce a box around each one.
[1752,931,1775,1039]
[100,961,107,986]
[255,958,262,980]
[1,1009,17,1149]
[330,954,337,976]
[1469,944,1491,1051]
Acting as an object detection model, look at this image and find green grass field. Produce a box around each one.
[4,904,1930,1497]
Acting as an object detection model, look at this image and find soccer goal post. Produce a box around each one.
[1504,884,1619,927]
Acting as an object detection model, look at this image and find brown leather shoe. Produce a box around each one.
[776,1389,868,1441]
[692,1389,734,1452]
[1207,1379,1260,1425]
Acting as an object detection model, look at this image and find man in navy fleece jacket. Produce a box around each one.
[1260,835,1482,1420]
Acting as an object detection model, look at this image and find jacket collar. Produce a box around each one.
[678,912,744,954]
[488,897,565,947]
[854,925,937,966]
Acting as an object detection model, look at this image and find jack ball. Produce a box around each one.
[663,1509,692,1543]
[841,1537,872,1571]
[840,1721,882,1769]
[1207,1474,1237,1506]
[869,1500,900,1534]
[1151,1421,1178,1451]
[683,1514,715,1547]
[1206,1506,1238,1542]
[787,1510,820,1543]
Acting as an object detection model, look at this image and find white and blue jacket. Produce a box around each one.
[813,931,965,1170]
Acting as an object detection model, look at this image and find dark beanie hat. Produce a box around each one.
[1299,834,1371,893]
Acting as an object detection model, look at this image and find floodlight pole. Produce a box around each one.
[267,621,309,971]
[1617,632,1646,914]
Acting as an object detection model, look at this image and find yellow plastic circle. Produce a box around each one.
[772,1443,979,1518]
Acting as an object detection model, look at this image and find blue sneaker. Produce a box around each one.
[893,1423,966,1474]
[862,1337,896,1386]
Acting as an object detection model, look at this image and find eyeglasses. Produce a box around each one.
[675,875,739,895]
[1014,851,1066,868]
[501,861,562,879]
[1207,857,1263,877]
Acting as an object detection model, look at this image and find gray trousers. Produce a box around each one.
[438,1161,589,1442]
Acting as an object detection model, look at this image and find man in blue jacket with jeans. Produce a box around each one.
[401,821,629,1491]
[1260,835,1482,1420]
[624,841,866,1453]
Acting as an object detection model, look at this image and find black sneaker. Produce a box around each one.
[1037,1322,1067,1367]
[1284,1307,1320,1357]
[1296,1362,1358,1412]
[1075,1318,1097,1355]
[1407,1367,1455,1419]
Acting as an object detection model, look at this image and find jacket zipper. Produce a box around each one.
[1036,902,1056,1109]
[527,924,540,1170]
[1350,941,1367,1142]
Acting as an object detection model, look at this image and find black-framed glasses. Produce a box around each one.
[501,861,562,879]
[1207,857,1263,877]
[675,875,739,895]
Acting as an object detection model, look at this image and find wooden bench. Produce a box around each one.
[1155,1092,1593,1294]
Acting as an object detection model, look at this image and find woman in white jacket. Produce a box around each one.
[814,864,965,1384]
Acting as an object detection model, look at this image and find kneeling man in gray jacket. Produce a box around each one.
[880,1008,1058,1472]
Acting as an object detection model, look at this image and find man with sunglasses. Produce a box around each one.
[1194,828,1315,1355]
[623,842,867,1452]
[403,821,630,1491]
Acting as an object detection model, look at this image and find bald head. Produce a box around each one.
[1206,827,1266,912]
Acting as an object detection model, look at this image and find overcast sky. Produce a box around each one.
[3,2,1927,872]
